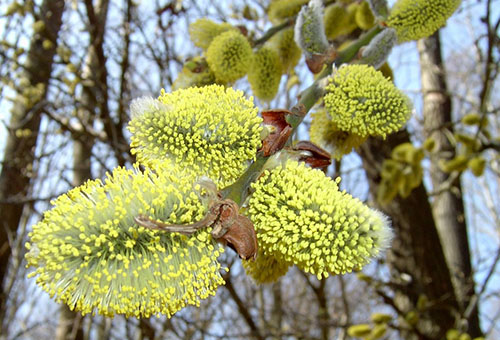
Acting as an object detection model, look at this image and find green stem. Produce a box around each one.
[334,25,383,65]
[224,25,384,205]
[252,19,294,48]
[223,155,268,204]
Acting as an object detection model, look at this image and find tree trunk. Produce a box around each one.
[55,1,110,339]
[0,0,65,331]
[358,131,458,339]
[418,31,482,337]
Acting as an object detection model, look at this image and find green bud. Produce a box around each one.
[391,143,424,165]
[423,137,436,152]
[405,310,419,325]
[468,157,486,177]
[371,313,393,324]
[347,324,372,337]
[324,3,358,39]
[371,324,388,338]
[367,0,389,19]
[461,113,481,126]
[446,329,461,340]
[459,333,471,340]
[172,57,218,90]
[440,155,468,173]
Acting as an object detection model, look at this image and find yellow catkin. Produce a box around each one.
[324,4,356,40]
[355,1,376,30]
[387,0,462,42]
[206,30,252,83]
[128,85,262,188]
[242,251,291,284]
[310,109,366,159]
[268,27,302,72]
[248,47,283,101]
[248,160,392,279]
[25,165,225,318]
[188,18,237,50]
[324,65,411,139]
[267,0,309,24]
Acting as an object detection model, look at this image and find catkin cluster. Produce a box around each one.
[324,65,411,140]
[247,160,392,280]
[27,85,264,318]
[26,166,225,318]
[387,0,461,42]
[128,85,263,188]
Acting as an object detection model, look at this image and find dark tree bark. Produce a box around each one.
[418,31,482,337]
[359,131,458,340]
[0,0,65,330]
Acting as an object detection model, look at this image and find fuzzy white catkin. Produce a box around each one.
[367,0,389,19]
[360,28,397,69]
[294,0,329,58]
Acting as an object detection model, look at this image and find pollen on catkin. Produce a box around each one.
[189,18,237,50]
[268,27,302,72]
[248,160,393,279]
[25,165,225,318]
[310,109,367,159]
[206,30,252,83]
[242,250,291,284]
[248,47,283,101]
[128,85,263,189]
[324,64,411,139]
[387,0,461,43]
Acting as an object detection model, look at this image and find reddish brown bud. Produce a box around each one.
[293,141,331,169]
[216,215,258,260]
[261,109,293,156]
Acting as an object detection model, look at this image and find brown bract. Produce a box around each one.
[305,48,337,74]
[292,140,331,169]
[261,109,293,156]
[134,198,258,260]
[217,214,258,260]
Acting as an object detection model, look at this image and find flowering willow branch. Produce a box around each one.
[222,25,383,206]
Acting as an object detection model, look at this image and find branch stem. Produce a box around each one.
[223,25,383,205]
